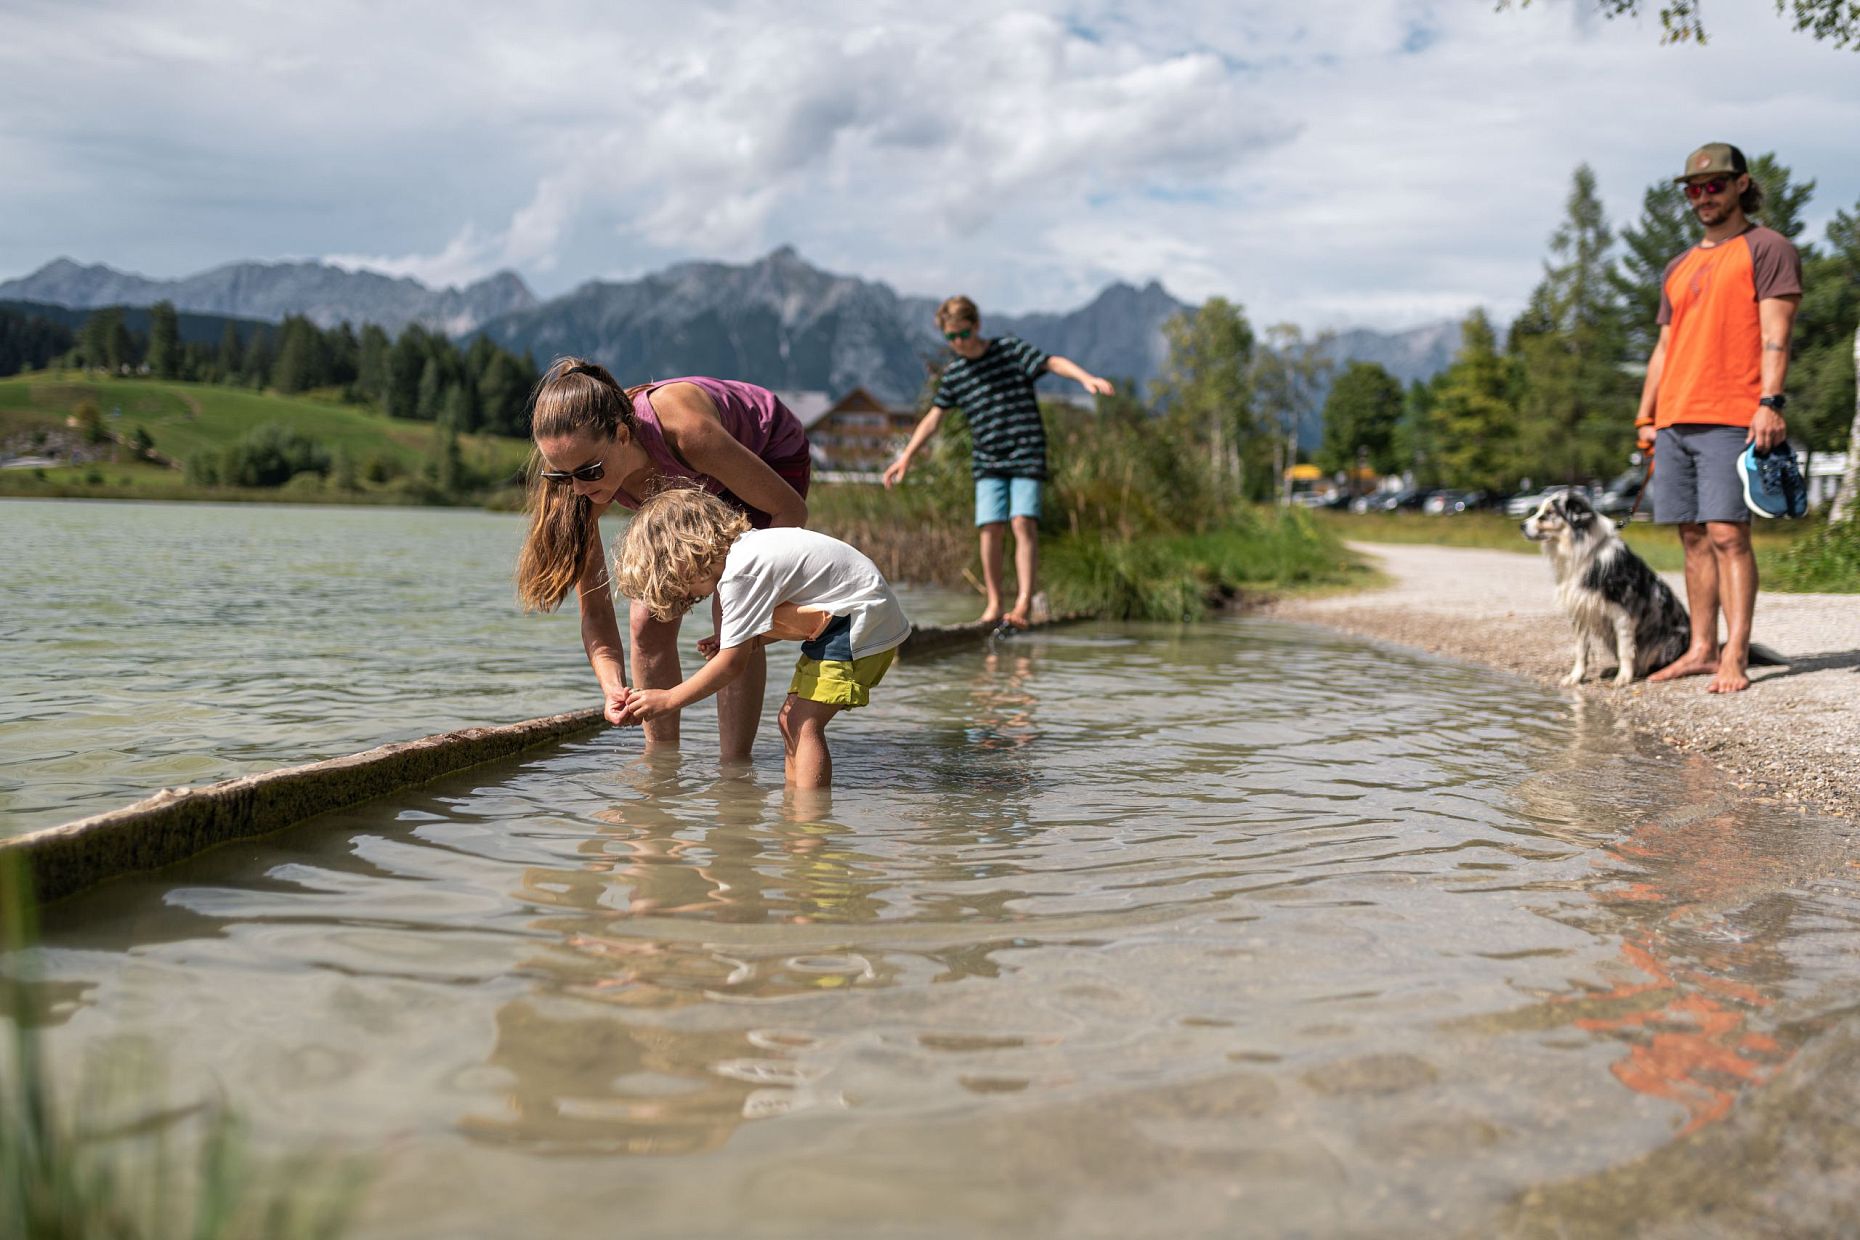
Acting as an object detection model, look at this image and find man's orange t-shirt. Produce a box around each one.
[1648,225,1801,430]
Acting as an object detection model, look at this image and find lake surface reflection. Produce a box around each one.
[24,613,1860,1237]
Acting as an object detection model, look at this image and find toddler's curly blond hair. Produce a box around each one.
[613,486,753,621]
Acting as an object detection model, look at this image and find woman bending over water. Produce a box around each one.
[515,358,811,758]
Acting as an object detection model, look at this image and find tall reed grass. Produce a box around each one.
[1,855,364,1239]
[810,395,1363,619]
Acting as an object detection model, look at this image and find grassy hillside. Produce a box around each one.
[0,372,531,504]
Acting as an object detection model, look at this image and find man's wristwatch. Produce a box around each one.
[1758,394,1788,411]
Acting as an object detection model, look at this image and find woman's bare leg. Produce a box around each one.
[712,594,765,762]
[630,600,684,748]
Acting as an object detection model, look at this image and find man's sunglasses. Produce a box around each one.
[943,328,975,341]
[1683,178,1734,200]
[540,459,605,485]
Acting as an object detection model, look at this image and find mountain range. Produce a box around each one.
[0,249,1459,405]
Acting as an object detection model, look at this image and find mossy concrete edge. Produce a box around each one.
[3,708,607,904]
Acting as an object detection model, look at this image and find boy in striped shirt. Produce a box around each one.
[882,295,1112,628]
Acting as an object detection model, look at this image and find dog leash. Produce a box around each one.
[1617,445,1653,530]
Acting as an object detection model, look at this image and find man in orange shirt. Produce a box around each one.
[1634,143,1802,693]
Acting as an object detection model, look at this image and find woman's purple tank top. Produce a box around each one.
[611,377,809,510]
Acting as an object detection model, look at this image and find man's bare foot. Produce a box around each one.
[1649,648,1718,682]
[1707,660,1750,693]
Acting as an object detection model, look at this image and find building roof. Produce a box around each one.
[775,389,834,430]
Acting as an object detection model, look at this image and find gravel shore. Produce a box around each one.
[1269,541,1860,822]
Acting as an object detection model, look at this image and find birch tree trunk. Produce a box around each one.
[1832,320,1860,524]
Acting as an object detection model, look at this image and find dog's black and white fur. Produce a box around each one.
[1521,489,1689,687]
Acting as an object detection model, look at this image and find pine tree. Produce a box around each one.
[356,324,391,407]
[216,321,243,381]
[1394,378,1440,484]
[328,322,360,388]
[241,327,273,389]
[1512,164,1635,484]
[271,317,315,394]
[79,308,118,372]
[1432,310,1518,494]
[415,357,443,423]
[1745,151,1816,244]
[107,314,136,374]
[476,350,528,436]
[146,301,180,380]
[1794,197,1860,461]
[387,328,427,419]
[1318,361,1404,475]
[432,411,465,496]
[1610,180,1697,358]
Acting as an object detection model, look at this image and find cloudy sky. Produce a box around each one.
[3,0,1856,330]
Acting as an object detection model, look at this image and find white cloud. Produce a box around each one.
[1,0,1856,330]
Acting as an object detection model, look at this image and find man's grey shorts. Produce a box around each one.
[1652,425,1750,525]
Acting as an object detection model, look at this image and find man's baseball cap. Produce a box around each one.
[1675,142,1748,183]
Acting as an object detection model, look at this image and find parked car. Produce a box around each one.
[1350,487,1422,514]
[1592,466,1649,518]
[1424,489,1488,515]
[1505,485,1593,519]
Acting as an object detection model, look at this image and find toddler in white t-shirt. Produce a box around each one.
[613,487,910,788]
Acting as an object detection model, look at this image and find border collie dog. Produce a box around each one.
[1521,489,1689,686]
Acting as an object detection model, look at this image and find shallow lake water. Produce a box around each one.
[0,498,961,835]
[15,615,1860,1233]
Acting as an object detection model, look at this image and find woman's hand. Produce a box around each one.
[697,634,720,660]
[603,685,632,726]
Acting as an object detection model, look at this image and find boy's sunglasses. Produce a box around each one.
[943,328,975,341]
[540,460,605,485]
[1682,178,1733,200]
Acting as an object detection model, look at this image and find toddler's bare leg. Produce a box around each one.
[778,695,843,789]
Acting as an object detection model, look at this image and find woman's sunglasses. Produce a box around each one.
[540,459,605,485]
[943,328,975,341]
[1682,178,1733,200]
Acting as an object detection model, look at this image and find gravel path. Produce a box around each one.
[1268,542,1860,821]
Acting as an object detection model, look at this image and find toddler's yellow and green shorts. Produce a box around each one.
[789,649,893,707]
[788,615,896,707]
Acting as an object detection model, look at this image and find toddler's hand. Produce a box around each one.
[697,635,720,660]
[617,689,672,725]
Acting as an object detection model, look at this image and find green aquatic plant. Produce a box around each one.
[1,854,366,1239]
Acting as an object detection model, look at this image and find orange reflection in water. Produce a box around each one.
[1556,780,1801,1136]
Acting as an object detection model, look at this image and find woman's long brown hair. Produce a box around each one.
[514,357,644,612]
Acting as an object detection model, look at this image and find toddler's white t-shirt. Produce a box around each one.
[714,528,910,659]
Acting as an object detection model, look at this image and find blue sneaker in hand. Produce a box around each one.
[1740,441,1807,518]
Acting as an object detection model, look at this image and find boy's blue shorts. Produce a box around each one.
[975,476,1042,527]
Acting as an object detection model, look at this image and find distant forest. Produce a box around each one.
[0,300,540,438]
